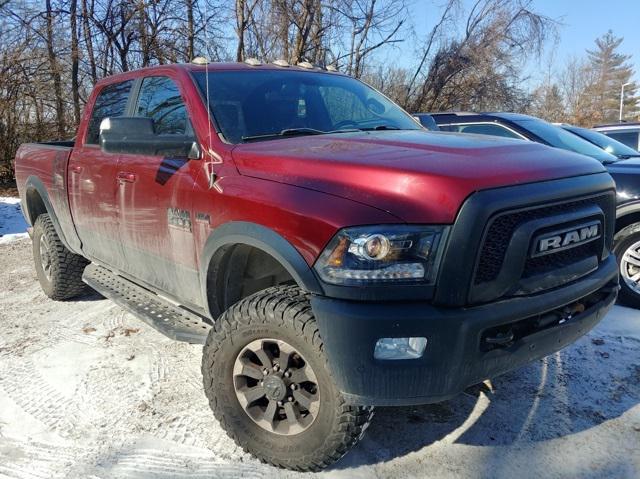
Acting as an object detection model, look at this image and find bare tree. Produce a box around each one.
[342,0,407,77]
[81,0,98,84]
[235,0,260,61]
[45,0,67,137]
[0,0,624,184]
[405,0,556,112]
[70,0,81,126]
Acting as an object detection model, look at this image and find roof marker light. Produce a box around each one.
[244,57,261,66]
[325,64,338,72]
[297,61,314,69]
[273,59,290,67]
[191,57,209,65]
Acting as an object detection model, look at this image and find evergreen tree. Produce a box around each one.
[586,31,638,123]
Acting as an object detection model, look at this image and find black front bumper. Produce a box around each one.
[311,256,618,406]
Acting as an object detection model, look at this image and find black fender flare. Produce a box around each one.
[199,221,324,317]
[23,176,76,252]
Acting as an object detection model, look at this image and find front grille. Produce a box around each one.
[474,194,612,285]
[522,241,599,277]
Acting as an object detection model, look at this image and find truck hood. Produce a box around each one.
[231,130,607,223]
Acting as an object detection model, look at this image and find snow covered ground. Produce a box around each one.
[0,229,639,478]
[0,197,28,245]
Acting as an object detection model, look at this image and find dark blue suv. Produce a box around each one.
[423,111,640,309]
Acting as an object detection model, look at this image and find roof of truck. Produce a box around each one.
[96,61,345,86]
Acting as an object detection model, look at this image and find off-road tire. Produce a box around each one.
[32,214,89,300]
[201,285,374,472]
[614,223,640,309]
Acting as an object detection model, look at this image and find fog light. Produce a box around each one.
[374,337,427,360]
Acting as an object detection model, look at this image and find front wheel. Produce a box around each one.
[614,223,640,309]
[201,286,374,471]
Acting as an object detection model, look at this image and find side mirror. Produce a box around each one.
[99,117,200,159]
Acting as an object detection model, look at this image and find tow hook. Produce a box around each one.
[484,330,515,346]
[558,302,585,324]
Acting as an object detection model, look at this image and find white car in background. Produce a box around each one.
[594,122,640,151]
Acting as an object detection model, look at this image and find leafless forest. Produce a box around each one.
[0,0,638,180]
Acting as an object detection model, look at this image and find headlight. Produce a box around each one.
[314,225,449,285]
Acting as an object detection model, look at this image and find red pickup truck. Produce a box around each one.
[15,61,619,471]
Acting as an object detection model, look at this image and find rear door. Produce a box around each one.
[68,80,134,270]
[116,75,201,306]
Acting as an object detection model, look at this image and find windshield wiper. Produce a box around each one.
[358,125,401,131]
[242,128,326,142]
[241,127,367,142]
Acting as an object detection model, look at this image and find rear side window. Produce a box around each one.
[85,80,133,144]
[448,123,522,139]
[135,76,189,135]
[607,131,640,150]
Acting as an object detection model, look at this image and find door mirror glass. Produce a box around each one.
[99,117,200,159]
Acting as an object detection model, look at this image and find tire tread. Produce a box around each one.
[201,285,374,472]
[33,214,88,300]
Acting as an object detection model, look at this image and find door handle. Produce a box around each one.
[70,165,83,174]
[117,172,137,183]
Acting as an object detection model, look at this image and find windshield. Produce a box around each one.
[566,126,640,158]
[514,118,618,163]
[193,70,420,143]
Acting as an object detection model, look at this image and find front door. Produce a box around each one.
[116,75,201,306]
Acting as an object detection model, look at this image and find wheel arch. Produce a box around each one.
[200,222,324,319]
[23,176,74,251]
[615,201,640,236]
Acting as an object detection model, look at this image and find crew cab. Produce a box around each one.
[15,61,618,471]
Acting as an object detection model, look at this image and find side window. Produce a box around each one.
[135,76,190,135]
[458,123,522,139]
[607,131,640,150]
[85,80,133,144]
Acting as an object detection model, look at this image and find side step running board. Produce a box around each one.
[82,263,211,344]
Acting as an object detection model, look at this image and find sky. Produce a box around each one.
[402,0,640,88]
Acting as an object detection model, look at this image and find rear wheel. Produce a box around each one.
[32,214,89,300]
[201,286,374,471]
[614,223,640,309]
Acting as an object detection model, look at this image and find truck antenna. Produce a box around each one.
[200,0,222,192]
[202,0,212,154]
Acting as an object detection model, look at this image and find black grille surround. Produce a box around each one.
[474,194,613,285]
[433,173,617,308]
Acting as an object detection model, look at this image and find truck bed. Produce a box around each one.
[14,141,79,251]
